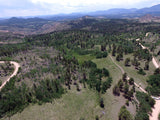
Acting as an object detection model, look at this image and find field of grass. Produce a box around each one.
[2,87,102,120]
[1,20,159,120]
[93,57,136,119]
[92,57,122,85]
[1,56,136,120]
[110,54,156,89]
[73,52,95,64]
[1,54,138,120]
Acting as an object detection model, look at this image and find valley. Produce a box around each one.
[1,5,160,120]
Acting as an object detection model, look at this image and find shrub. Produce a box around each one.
[137,68,146,75]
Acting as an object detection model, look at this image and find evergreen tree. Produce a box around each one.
[144,61,149,70]
[118,79,124,92]
[113,84,120,96]
[100,98,105,108]
[124,58,130,66]
[95,115,99,120]
[124,83,129,94]
[154,68,160,75]
[112,44,116,56]
[118,106,133,120]
[122,73,127,82]
[129,78,134,85]
[116,54,121,61]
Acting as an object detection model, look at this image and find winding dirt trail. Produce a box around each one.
[109,55,125,74]
[109,53,160,119]
[152,57,159,69]
[139,43,147,50]
[150,100,160,120]
[149,56,160,120]
[139,42,160,120]
[0,61,20,90]
[109,55,147,93]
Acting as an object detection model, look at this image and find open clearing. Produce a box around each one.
[109,54,155,89]
[3,88,102,120]
[0,61,20,90]
[2,56,136,120]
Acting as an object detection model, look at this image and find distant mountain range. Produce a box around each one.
[0,4,160,21]
[0,4,160,37]
[89,4,160,17]
[42,4,160,20]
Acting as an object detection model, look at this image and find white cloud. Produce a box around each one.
[30,0,158,7]
[28,0,160,14]
[0,9,47,17]
[0,0,160,17]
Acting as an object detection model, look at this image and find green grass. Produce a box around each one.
[73,52,95,64]
[92,57,136,119]
[111,54,155,89]
[1,55,137,120]
[4,88,102,120]
[92,57,122,85]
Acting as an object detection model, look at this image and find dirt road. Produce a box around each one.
[139,42,160,120]
[139,42,159,68]
[139,43,147,49]
[149,57,160,120]
[109,55,125,74]
[150,100,160,120]
[109,55,147,93]
[152,57,159,68]
[109,54,160,119]
[0,61,20,90]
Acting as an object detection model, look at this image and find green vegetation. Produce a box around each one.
[118,106,133,120]
[146,74,160,96]
[0,76,64,118]
[135,92,155,120]
[86,61,111,93]
[113,74,135,101]
[0,62,14,82]
[0,17,160,120]
[72,53,95,64]
[95,51,108,59]
[6,88,102,120]
[0,43,31,57]
[137,68,146,75]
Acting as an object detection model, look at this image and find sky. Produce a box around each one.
[0,0,160,18]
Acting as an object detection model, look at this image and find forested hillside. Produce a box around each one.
[0,18,160,120]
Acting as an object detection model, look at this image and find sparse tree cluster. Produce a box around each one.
[113,73,135,101]
[135,92,155,120]
[118,106,133,120]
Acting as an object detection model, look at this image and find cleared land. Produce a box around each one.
[1,56,136,120]
[0,61,20,90]
[4,88,101,120]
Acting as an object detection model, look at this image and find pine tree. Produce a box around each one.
[100,98,105,108]
[129,78,134,85]
[124,58,130,66]
[118,106,133,120]
[118,79,124,92]
[144,61,149,70]
[113,84,120,96]
[122,73,127,82]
